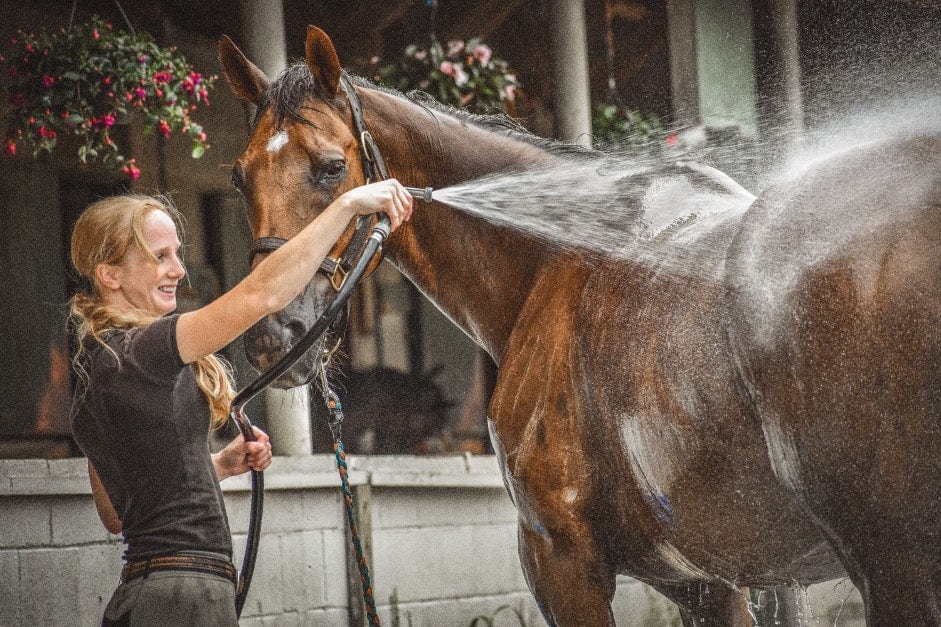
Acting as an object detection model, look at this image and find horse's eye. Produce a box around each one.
[310,159,347,188]
[321,160,346,178]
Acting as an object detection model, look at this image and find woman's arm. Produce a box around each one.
[176,179,411,364]
[88,461,122,534]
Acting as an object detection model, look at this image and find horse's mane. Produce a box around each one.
[260,64,596,160]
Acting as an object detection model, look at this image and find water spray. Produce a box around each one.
[406,186,434,202]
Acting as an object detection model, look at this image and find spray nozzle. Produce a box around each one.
[405,186,434,202]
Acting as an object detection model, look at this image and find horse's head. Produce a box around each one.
[219,26,380,386]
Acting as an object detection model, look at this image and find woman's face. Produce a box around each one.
[109,210,185,316]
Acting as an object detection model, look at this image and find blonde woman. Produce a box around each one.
[69,180,411,625]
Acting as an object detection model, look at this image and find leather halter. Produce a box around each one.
[248,72,389,292]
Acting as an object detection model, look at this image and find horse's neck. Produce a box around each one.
[363,90,560,359]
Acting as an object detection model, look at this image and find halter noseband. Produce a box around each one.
[247,72,390,292]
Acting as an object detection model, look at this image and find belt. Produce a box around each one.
[121,554,238,585]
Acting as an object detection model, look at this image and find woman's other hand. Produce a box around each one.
[212,426,272,480]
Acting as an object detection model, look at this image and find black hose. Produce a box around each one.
[231,214,391,616]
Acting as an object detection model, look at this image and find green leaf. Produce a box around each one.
[191,143,205,158]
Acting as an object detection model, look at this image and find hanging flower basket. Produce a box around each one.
[591,103,676,154]
[368,37,520,115]
[1,16,215,179]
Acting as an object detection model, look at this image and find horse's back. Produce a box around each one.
[725,135,941,564]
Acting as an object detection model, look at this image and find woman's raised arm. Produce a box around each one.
[175,179,412,364]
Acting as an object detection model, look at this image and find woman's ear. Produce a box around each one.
[95,263,121,291]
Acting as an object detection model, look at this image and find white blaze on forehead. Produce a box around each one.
[266,130,289,153]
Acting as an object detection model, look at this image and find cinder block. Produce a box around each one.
[277,530,327,612]
[372,523,524,603]
[373,487,504,529]
[18,548,81,626]
[321,528,349,607]
[231,531,283,619]
[77,544,124,625]
[0,497,50,548]
[0,550,21,627]
[51,495,114,545]
[238,489,342,535]
[302,607,349,625]
[381,593,540,627]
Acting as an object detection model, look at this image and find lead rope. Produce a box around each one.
[317,353,381,626]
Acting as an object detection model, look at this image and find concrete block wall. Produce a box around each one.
[1,456,864,626]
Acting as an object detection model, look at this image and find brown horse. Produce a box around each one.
[219,26,940,626]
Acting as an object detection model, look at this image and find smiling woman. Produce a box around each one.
[64,186,410,624]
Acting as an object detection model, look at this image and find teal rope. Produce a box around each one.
[328,397,381,626]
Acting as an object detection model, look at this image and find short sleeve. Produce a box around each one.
[121,314,185,383]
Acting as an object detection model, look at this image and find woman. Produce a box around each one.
[69,180,412,625]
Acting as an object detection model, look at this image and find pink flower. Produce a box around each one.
[446,40,464,59]
[473,44,492,66]
[153,71,171,84]
[158,120,171,138]
[182,72,201,93]
[135,87,147,100]
[504,84,517,102]
[42,74,54,88]
[4,138,16,155]
[123,159,140,180]
[414,50,427,61]
[666,132,678,146]
[138,54,148,64]
[439,61,454,76]
[92,30,99,40]
[38,127,56,139]
[454,67,469,87]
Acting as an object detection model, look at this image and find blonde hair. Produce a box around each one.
[69,195,234,429]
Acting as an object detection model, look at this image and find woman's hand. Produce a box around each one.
[337,179,413,231]
[212,427,272,480]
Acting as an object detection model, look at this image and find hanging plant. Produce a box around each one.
[368,37,520,114]
[591,103,677,155]
[1,16,215,179]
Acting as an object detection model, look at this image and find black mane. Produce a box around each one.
[261,63,596,160]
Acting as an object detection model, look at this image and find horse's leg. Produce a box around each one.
[516,521,617,626]
[817,518,940,626]
[652,581,754,627]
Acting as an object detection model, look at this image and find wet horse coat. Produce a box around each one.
[220,27,940,626]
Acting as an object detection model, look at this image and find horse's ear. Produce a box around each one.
[304,25,341,99]
[218,34,269,106]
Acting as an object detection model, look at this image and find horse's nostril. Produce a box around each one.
[284,320,309,346]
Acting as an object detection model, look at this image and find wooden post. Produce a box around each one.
[547,0,592,146]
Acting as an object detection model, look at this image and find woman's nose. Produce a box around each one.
[169,255,186,277]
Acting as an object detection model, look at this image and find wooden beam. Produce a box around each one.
[437,0,526,41]
[319,0,414,44]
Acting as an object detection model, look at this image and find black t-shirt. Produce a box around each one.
[71,315,232,561]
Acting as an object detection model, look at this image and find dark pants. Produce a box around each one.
[102,551,238,626]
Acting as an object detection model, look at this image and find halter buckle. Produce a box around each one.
[329,263,349,292]
[360,131,376,163]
